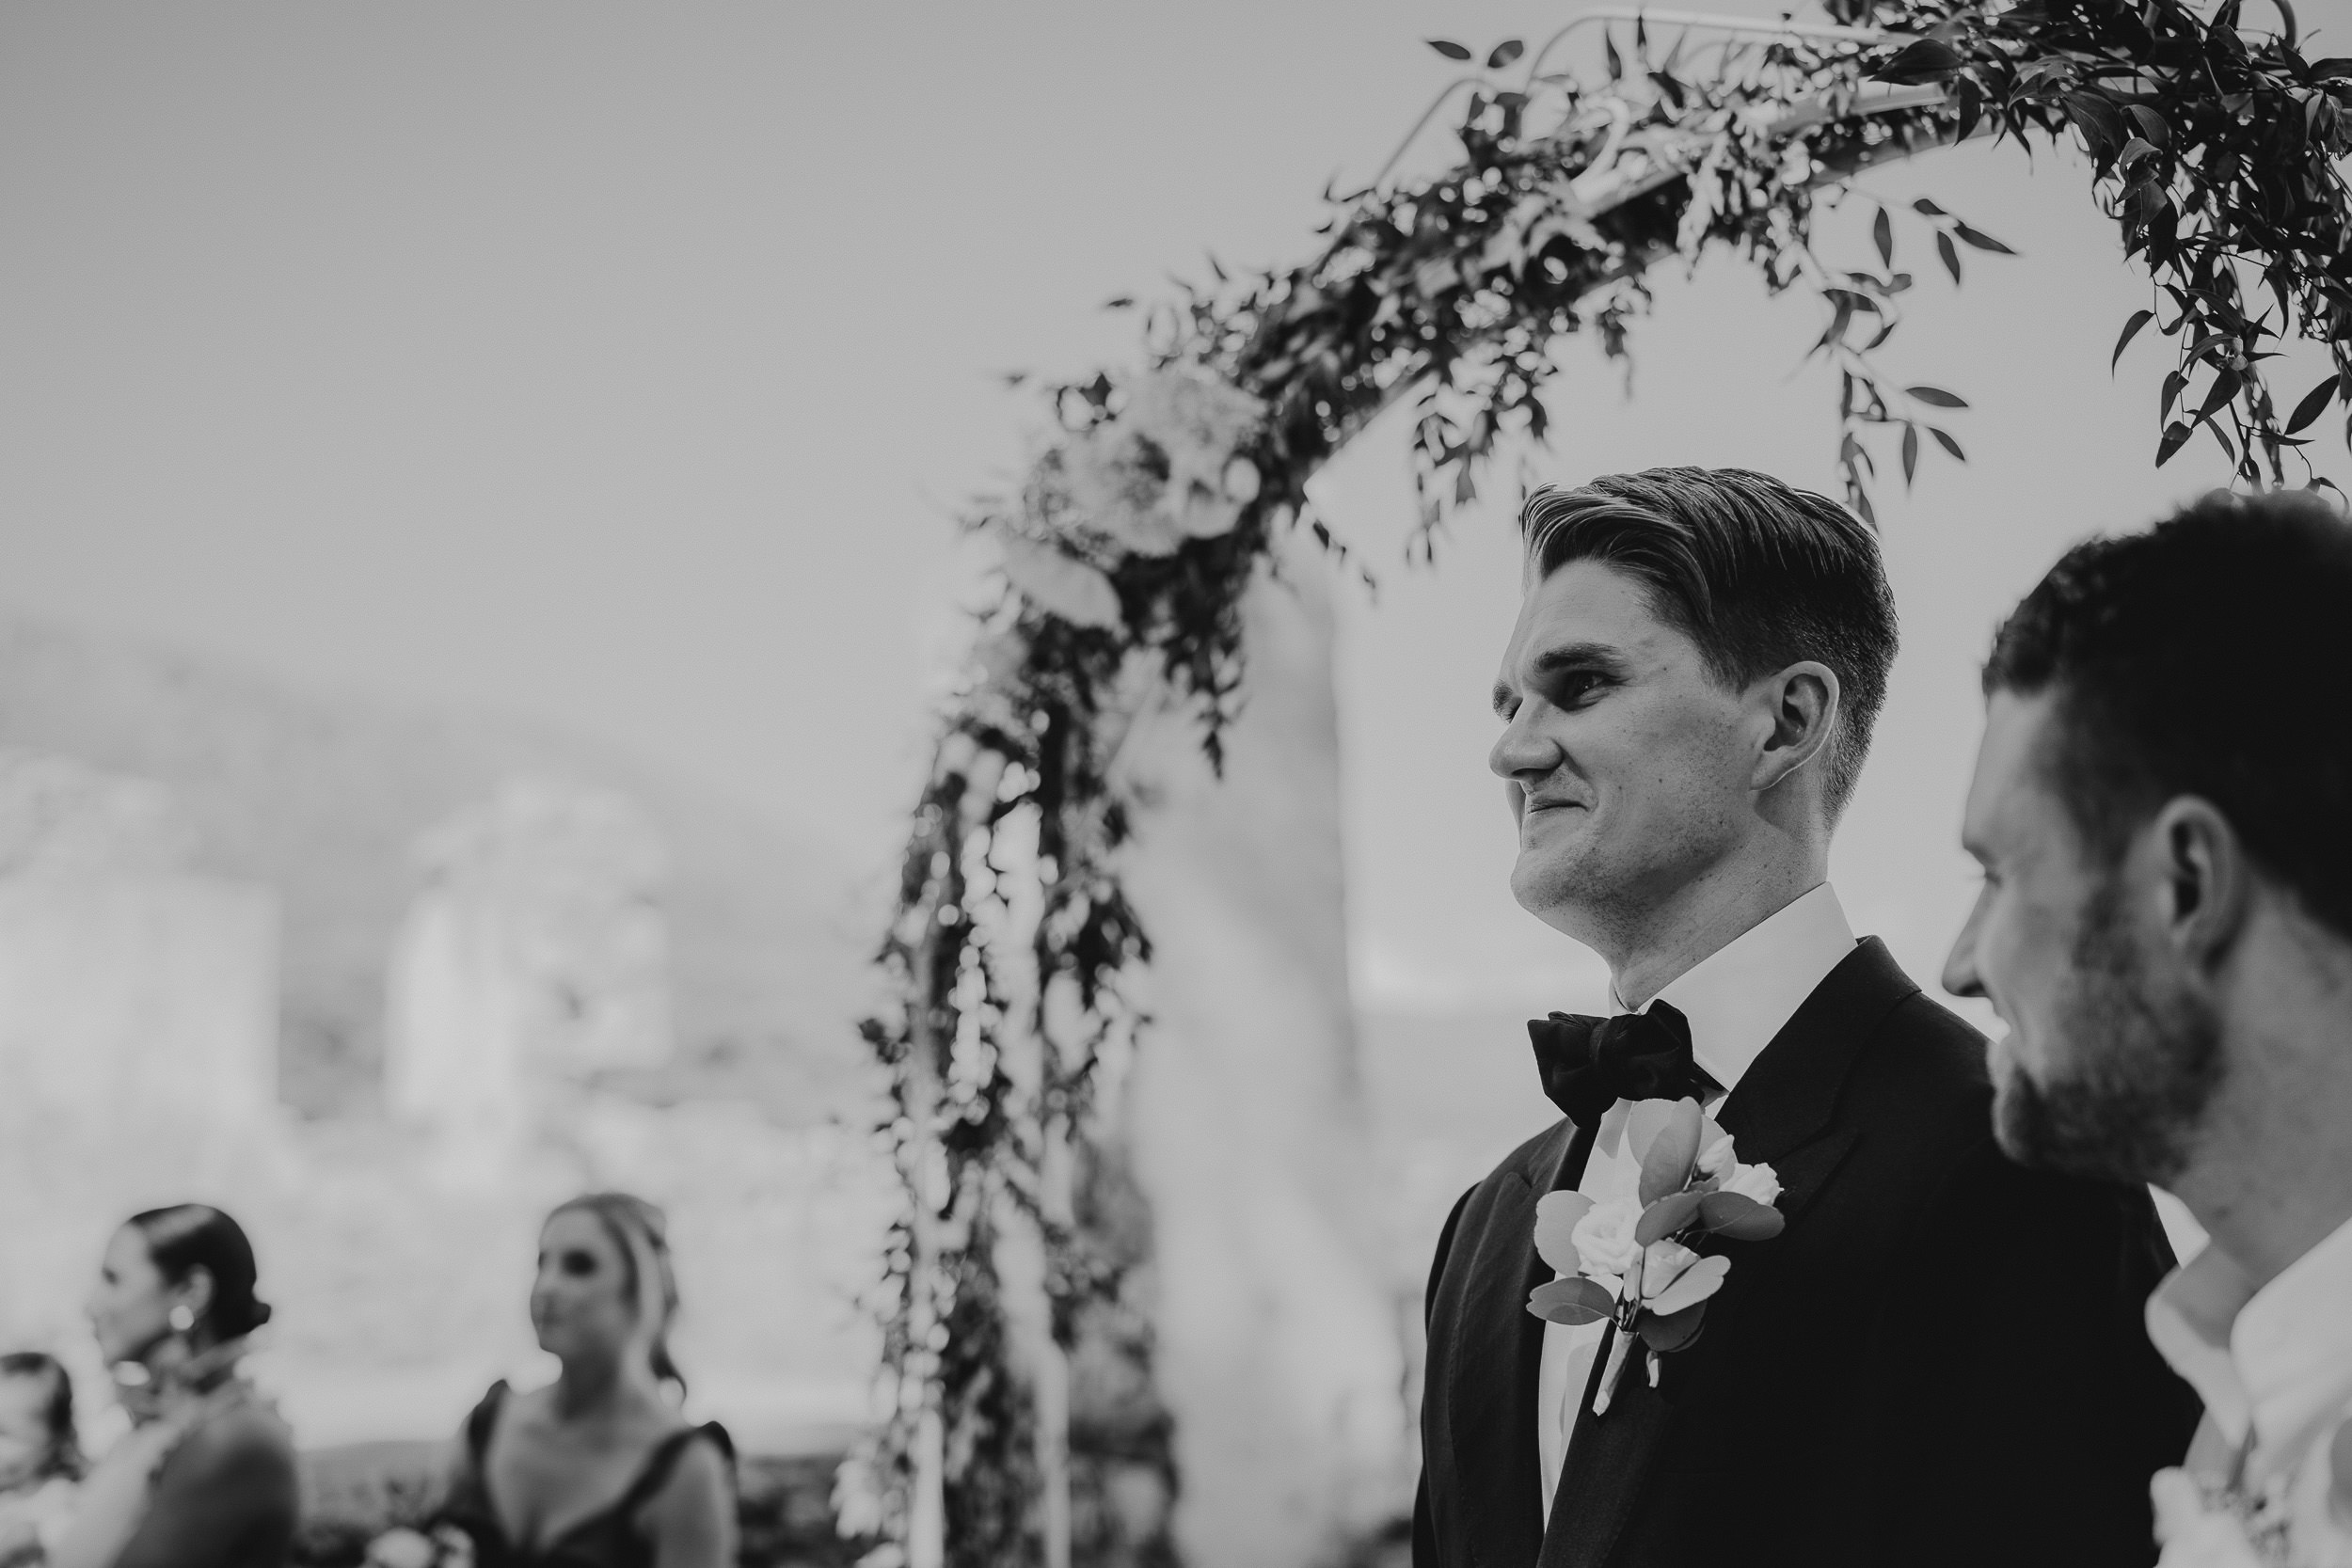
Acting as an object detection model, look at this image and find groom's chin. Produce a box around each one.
[1507,858,1588,936]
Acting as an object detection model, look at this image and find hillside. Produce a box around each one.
[0,610,882,1121]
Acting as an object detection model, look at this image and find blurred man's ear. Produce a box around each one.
[2147,797,2253,977]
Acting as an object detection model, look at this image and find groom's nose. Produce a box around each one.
[1489,707,1556,784]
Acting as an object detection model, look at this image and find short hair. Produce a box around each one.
[0,1352,83,1480]
[1519,467,1899,819]
[1983,488,2352,941]
[126,1205,272,1341]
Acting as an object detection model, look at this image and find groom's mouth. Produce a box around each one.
[1520,798,1588,824]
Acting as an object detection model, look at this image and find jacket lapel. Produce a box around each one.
[1536,939,1918,1568]
[1458,1116,1597,1568]
[1713,937,1916,1162]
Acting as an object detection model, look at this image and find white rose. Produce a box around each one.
[1569,1196,1643,1278]
[365,1530,438,1568]
[1695,1132,1737,1180]
[1638,1240,1701,1304]
[1722,1161,1783,1208]
[2150,1468,2266,1567]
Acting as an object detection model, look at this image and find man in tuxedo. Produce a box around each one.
[1944,491,2352,1563]
[1414,468,2198,1568]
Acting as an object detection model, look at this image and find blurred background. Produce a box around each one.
[2,1,2343,1561]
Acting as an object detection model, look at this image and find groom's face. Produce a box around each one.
[1946,690,2220,1185]
[1490,558,1756,945]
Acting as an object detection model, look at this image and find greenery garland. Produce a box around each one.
[837,3,2351,1563]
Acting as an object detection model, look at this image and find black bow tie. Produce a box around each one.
[1529,1002,1717,1129]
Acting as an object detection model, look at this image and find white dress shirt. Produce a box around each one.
[2145,1212,2352,1563]
[1535,882,1858,1523]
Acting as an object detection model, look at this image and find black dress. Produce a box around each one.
[441,1382,733,1568]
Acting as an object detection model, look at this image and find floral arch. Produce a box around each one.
[840,2,2352,1563]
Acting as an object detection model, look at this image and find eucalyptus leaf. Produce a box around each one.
[1534,1190,1595,1275]
[2111,309,2154,372]
[1952,222,2017,255]
[2286,375,2338,436]
[1907,385,1970,409]
[1635,1302,1707,1354]
[1870,37,1963,83]
[1625,1098,1682,1168]
[1645,1254,1730,1317]
[1426,39,1472,60]
[1637,1100,1704,1206]
[1635,1190,1705,1247]
[1528,1277,1616,1326]
[1486,39,1524,69]
[1697,1191,1787,1241]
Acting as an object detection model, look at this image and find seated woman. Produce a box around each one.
[54,1206,298,1568]
[0,1352,87,1565]
[439,1193,734,1568]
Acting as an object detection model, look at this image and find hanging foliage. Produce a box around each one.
[837,2,2351,1563]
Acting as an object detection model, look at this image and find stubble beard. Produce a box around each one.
[1993,880,2223,1187]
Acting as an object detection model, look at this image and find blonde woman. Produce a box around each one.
[437,1195,733,1568]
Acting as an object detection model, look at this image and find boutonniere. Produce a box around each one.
[1526,1097,1785,1416]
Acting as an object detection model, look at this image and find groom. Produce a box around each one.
[1414,468,2199,1568]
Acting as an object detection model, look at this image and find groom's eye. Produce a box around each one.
[1547,671,1607,707]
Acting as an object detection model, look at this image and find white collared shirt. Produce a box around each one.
[1535,882,1858,1523]
[2144,1212,2352,1560]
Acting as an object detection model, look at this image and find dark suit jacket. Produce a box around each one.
[1413,938,2200,1568]
[114,1400,297,1568]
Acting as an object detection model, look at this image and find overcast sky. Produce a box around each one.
[5,1,2344,1032]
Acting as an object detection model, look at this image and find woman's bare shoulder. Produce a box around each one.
[635,1432,734,1560]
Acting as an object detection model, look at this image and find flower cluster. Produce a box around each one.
[1529,1098,1785,1415]
[994,367,1268,632]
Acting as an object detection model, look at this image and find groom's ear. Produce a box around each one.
[1752,660,1841,795]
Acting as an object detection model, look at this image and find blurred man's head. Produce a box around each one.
[1489,467,1897,965]
[1945,489,2352,1187]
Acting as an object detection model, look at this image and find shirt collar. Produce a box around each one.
[1619,882,1857,1097]
[2147,1212,2352,1486]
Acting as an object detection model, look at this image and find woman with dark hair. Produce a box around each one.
[53,1205,297,1568]
[437,1193,733,1567]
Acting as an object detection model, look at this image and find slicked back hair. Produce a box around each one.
[1519,467,1899,820]
[1983,488,2352,942]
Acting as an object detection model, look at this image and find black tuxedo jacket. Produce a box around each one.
[1413,939,2201,1568]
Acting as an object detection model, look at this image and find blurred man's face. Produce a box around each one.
[1944,689,2219,1183]
[1489,559,1756,948]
